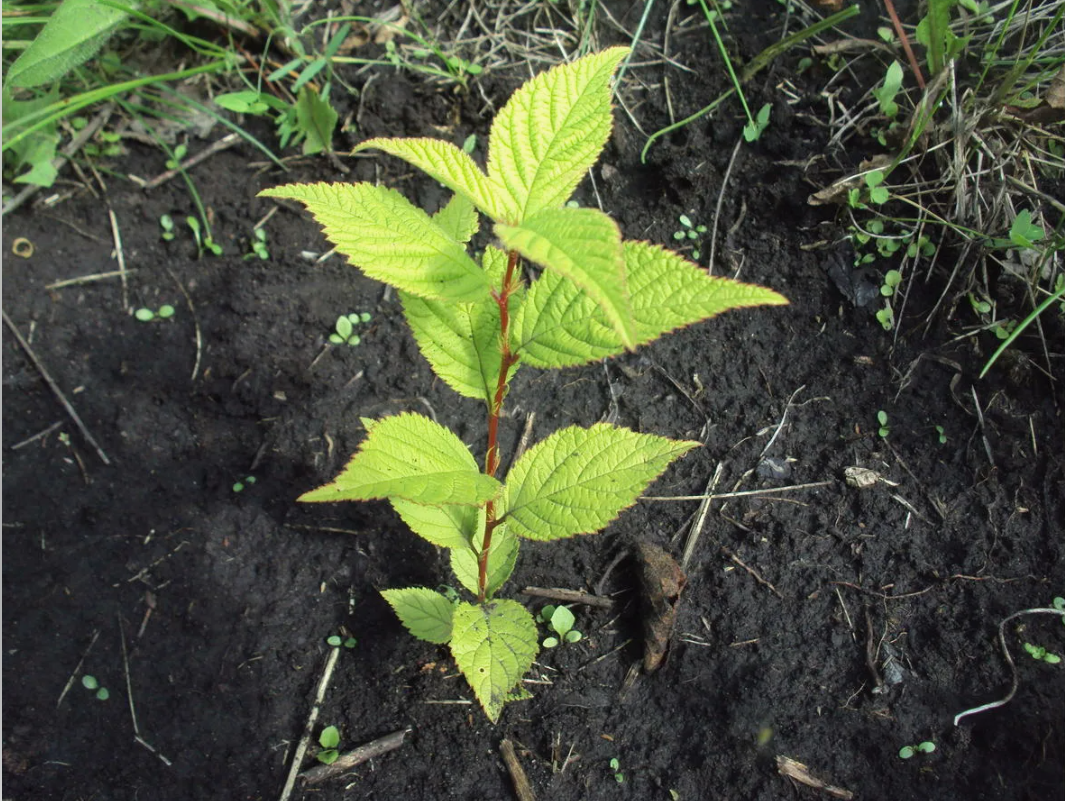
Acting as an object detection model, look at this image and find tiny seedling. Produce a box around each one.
[880,269,902,297]
[538,605,582,648]
[935,425,947,444]
[1008,210,1044,249]
[246,228,269,261]
[81,674,110,701]
[743,103,772,143]
[865,171,890,205]
[317,725,340,765]
[165,142,187,170]
[134,305,175,322]
[461,134,478,154]
[262,48,785,723]
[609,757,624,783]
[873,61,904,119]
[329,312,372,347]
[232,475,256,493]
[326,634,358,649]
[1022,643,1061,664]
[159,214,175,242]
[1055,596,1065,624]
[672,214,708,260]
[877,410,890,438]
[186,216,223,257]
[899,741,936,759]
[876,303,895,331]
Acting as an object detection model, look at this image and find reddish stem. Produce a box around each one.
[478,250,521,602]
[882,0,926,90]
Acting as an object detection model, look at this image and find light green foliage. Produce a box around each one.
[294,85,338,156]
[873,62,904,119]
[269,50,785,722]
[326,634,357,648]
[2,89,61,187]
[451,524,518,599]
[486,47,629,221]
[743,103,772,143]
[317,725,340,765]
[610,757,625,782]
[329,313,371,347]
[1023,642,1061,664]
[673,214,708,260]
[232,475,256,493]
[935,425,947,444]
[1009,210,1044,249]
[515,241,785,369]
[134,305,175,322]
[539,605,582,647]
[497,207,635,347]
[881,270,902,297]
[877,410,890,438]
[81,674,109,701]
[165,143,187,170]
[381,588,455,644]
[160,215,176,242]
[450,600,538,723]
[899,741,936,759]
[865,171,890,205]
[503,424,698,541]
[185,216,222,257]
[5,0,127,89]
[259,183,488,302]
[300,413,500,506]
[247,228,269,260]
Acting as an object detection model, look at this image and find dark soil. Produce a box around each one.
[4,2,1063,800]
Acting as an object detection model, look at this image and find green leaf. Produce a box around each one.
[299,413,500,506]
[433,193,480,244]
[486,47,629,221]
[502,424,698,541]
[450,600,538,722]
[496,206,635,348]
[1009,210,1044,248]
[400,290,502,403]
[258,182,489,302]
[450,524,519,598]
[354,137,506,220]
[391,500,482,550]
[381,587,455,644]
[294,85,338,156]
[549,605,575,636]
[514,240,788,369]
[5,0,128,88]
[319,725,340,748]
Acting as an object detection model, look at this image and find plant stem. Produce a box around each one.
[478,250,521,602]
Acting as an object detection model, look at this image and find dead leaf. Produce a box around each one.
[634,542,685,673]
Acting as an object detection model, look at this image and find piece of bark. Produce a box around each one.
[634,542,685,673]
[499,738,536,801]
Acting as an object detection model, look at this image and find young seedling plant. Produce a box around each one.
[261,48,786,723]
[134,304,175,322]
[538,605,582,648]
[317,725,341,765]
[329,312,372,347]
[899,741,936,759]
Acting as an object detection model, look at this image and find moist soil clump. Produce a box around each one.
[4,2,1062,799]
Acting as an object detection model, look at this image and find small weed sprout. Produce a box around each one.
[538,605,582,648]
[876,304,895,331]
[1054,596,1065,623]
[880,269,902,298]
[865,171,890,205]
[1008,210,1044,249]
[743,103,772,143]
[159,214,175,242]
[165,142,187,170]
[899,741,936,759]
[186,216,222,257]
[326,635,358,649]
[461,134,478,154]
[134,305,175,322]
[935,425,947,444]
[672,214,708,260]
[1023,643,1061,664]
[609,757,624,783]
[81,674,109,701]
[877,410,890,438]
[873,61,904,119]
[232,475,256,493]
[317,725,340,765]
[246,228,269,261]
[329,312,372,347]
